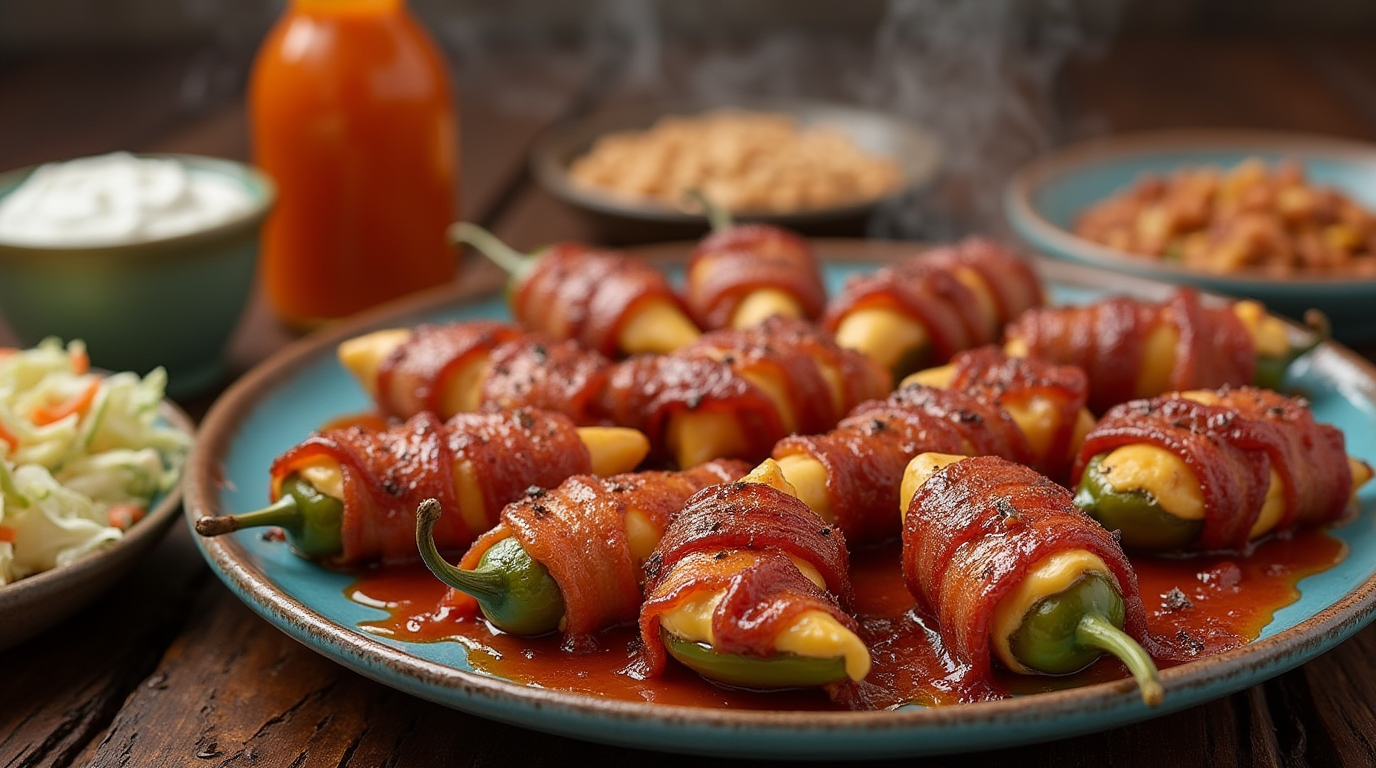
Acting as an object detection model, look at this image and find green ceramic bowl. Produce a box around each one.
[0,154,274,397]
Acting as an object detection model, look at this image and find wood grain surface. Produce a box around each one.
[2,32,1376,767]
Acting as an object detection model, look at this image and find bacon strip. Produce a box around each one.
[1072,387,1355,551]
[448,459,749,650]
[373,321,611,425]
[637,481,855,677]
[684,224,827,330]
[268,409,592,566]
[511,242,690,357]
[773,348,1086,544]
[602,316,891,465]
[902,456,1174,689]
[823,238,1043,363]
[1004,288,1255,413]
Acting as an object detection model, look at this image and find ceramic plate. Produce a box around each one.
[0,399,194,651]
[1004,129,1376,343]
[530,100,941,226]
[184,241,1376,760]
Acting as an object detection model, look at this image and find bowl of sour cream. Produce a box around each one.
[0,153,274,397]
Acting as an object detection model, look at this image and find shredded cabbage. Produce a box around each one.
[0,338,190,585]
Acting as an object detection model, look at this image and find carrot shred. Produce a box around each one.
[107,504,146,531]
[70,347,89,375]
[0,421,16,450]
[0,526,15,543]
[31,378,101,427]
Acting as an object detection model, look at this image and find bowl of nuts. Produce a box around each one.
[1005,129,1376,343]
[530,100,941,232]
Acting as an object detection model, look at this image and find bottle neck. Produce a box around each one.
[290,0,405,13]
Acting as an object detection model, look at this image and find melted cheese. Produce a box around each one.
[575,426,651,476]
[774,454,834,523]
[667,409,750,468]
[1232,300,1289,358]
[1004,337,1029,358]
[901,364,955,389]
[657,550,869,682]
[618,300,701,355]
[452,459,489,535]
[834,307,928,373]
[899,366,1095,465]
[624,507,661,564]
[295,458,345,501]
[440,356,489,416]
[1098,445,1206,520]
[656,460,870,682]
[336,328,411,397]
[899,452,967,520]
[730,289,803,329]
[1136,322,1179,398]
[952,267,999,335]
[990,550,1111,674]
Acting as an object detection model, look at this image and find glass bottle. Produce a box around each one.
[249,0,458,329]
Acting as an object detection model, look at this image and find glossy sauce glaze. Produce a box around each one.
[347,528,1346,711]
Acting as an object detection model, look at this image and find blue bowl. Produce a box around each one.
[1005,130,1376,344]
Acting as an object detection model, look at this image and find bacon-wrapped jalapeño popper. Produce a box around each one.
[823,238,1043,378]
[194,409,649,566]
[900,454,1166,706]
[337,320,610,424]
[771,347,1093,545]
[1004,288,1326,414]
[603,316,891,468]
[683,197,826,331]
[636,459,867,689]
[450,223,700,357]
[415,459,748,640]
[1072,387,1372,552]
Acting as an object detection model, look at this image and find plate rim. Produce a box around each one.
[1004,127,1376,290]
[183,240,1376,757]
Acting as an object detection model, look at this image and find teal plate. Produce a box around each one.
[185,240,1376,760]
[1004,129,1376,343]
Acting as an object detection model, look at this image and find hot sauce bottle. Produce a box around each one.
[249,0,458,329]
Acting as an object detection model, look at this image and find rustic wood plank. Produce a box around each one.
[0,523,213,768]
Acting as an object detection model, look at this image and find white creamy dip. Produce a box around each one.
[0,152,254,247]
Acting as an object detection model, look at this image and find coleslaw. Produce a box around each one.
[0,338,190,584]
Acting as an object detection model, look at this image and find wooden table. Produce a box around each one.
[3,33,1376,767]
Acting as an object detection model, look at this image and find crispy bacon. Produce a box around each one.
[1004,288,1255,413]
[773,348,1086,544]
[637,481,855,677]
[374,321,611,425]
[602,316,891,465]
[684,224,827,330]
[1073,387,1355,551]
[823,238,1043,363]
[268,409,591,566]
[902,456,1173,687]
[511,242,690,357]
[447,459,749,650]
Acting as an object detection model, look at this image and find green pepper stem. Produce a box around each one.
[414,498,507,600]
[683,188,734,232]
[195,495,299,537]
[448,222,539,281]
[1075,612,1164,707]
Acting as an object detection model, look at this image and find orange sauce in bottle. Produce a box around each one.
[249,0,458,329]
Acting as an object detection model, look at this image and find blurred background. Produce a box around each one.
[5,0,1376,243]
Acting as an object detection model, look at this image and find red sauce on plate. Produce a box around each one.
[345,528,1346,710]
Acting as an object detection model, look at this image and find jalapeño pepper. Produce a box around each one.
[1007,571,1164,707]
[194,474,344,560]
[415,498,565,637]
[1253,309,1329,391]
[662,629,850,689]
[1074,455,1203,552]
